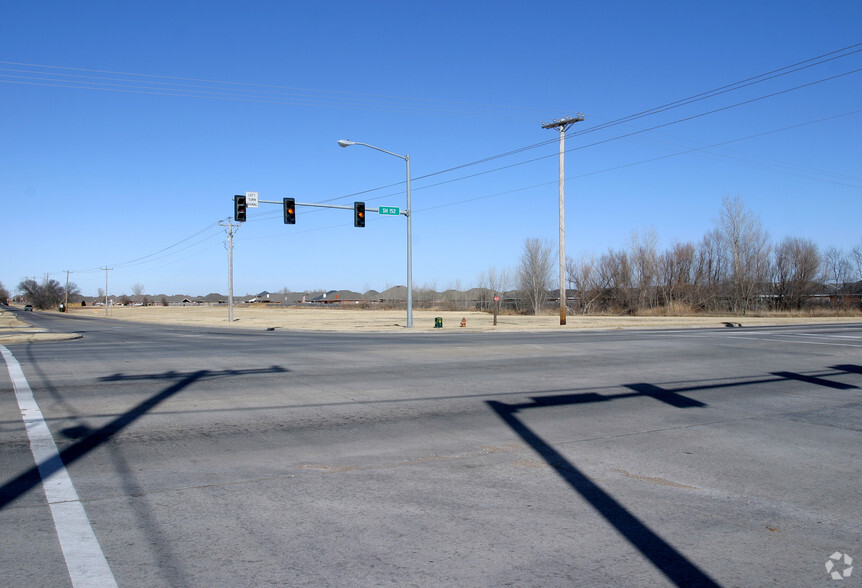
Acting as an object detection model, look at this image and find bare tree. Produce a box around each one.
[589,248,633,312]
[851,240,862,282]
[17,278,78,310]
[131,283,145,297]
[444,280,466,310]
[658,241,696,310]
[693,228,727,311]
[628,228,659,310]
[853,241,862,310]
[560,197,854,316]
[567,255,602,314]
[478,267,511,311]
[517,238,553,315]
[824,247,850,284]
[824,246,853,308]
[717,196,770,314]
[772,237,822,310]
[415,281,438,309]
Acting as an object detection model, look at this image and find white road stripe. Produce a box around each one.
[0,345,117,588]
[792,333,861,340]
[717,336,861,347]
[660,331,862,347]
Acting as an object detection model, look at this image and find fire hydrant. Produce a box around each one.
[460,317,467,328]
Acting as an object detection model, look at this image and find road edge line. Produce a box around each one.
[0,345,117,588]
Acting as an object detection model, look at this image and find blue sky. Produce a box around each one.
[2,1,861,297]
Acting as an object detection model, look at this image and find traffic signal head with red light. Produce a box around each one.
[283,197,296,224]
[354,201,365,227]
[234,195,247,222]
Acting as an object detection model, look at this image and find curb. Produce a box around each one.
[0,331,83,344]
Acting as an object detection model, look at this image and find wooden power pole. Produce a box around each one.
[219,219,239,322]
[542,115,584,325]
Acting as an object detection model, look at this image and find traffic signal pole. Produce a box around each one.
[231,193,407,322]
[542,115,584,326]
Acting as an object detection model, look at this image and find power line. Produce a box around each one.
[0,61,544,120]
[0,60,540,114]
[562,42,862,139]
[111,230,224,271]
[53,222,223,277]
[307,44,862,205]
[414,109,862,215]
[2,42,860,127]
[105,52,862,257]
[71,103,861,271]
[328,65,862,205]
[109,222,222,267]
[6,43,861,215]
[407,42,862,181]
[29,44,862,277]
[245,106,862,231]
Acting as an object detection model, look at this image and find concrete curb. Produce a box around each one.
[0,331,83,344]
[0,311,82,344]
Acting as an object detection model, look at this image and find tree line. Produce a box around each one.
[7,278,81,310]
[5,196,860,316]
[549,196,861,315]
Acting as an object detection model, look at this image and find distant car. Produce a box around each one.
[24,304,33,311]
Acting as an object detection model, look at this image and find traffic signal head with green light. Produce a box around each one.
[234,195,247,222]
[283,197,296,224]
[354,201,365,227]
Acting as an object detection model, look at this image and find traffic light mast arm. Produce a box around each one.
[240,196,383,225]
[259,199,360,211]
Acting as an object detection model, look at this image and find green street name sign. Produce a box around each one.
[379,206,401,215]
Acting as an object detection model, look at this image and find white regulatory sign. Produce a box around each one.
[245,191,259,208]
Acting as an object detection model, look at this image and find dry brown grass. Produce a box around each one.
[60,304,862,332]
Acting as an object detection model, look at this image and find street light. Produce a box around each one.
[338,139,413,328]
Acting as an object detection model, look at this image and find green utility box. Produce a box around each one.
[434,317,443,328]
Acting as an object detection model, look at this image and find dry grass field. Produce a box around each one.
[3,304,860,344]
[61,304,862,332]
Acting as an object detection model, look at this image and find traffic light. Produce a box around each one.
[283,197,296,224]
[354,201,365,228]
[233,195,247,222]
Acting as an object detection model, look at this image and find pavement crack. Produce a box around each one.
[611,468,701,491]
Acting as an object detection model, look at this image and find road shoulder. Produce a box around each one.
[0,310,82,344]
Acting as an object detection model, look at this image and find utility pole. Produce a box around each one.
[542,115,584,326]
[101,267,113,316]
[64,270,71,310]
[219,218,239,322]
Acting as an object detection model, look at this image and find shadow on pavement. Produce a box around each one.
[0,366,287,510]
[487,383,719,587]
[486,365,861,586]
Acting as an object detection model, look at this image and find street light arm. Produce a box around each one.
[337,137,413,328]
[337,139,407,161]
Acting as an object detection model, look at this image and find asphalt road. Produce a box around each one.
[1,311,861,587]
